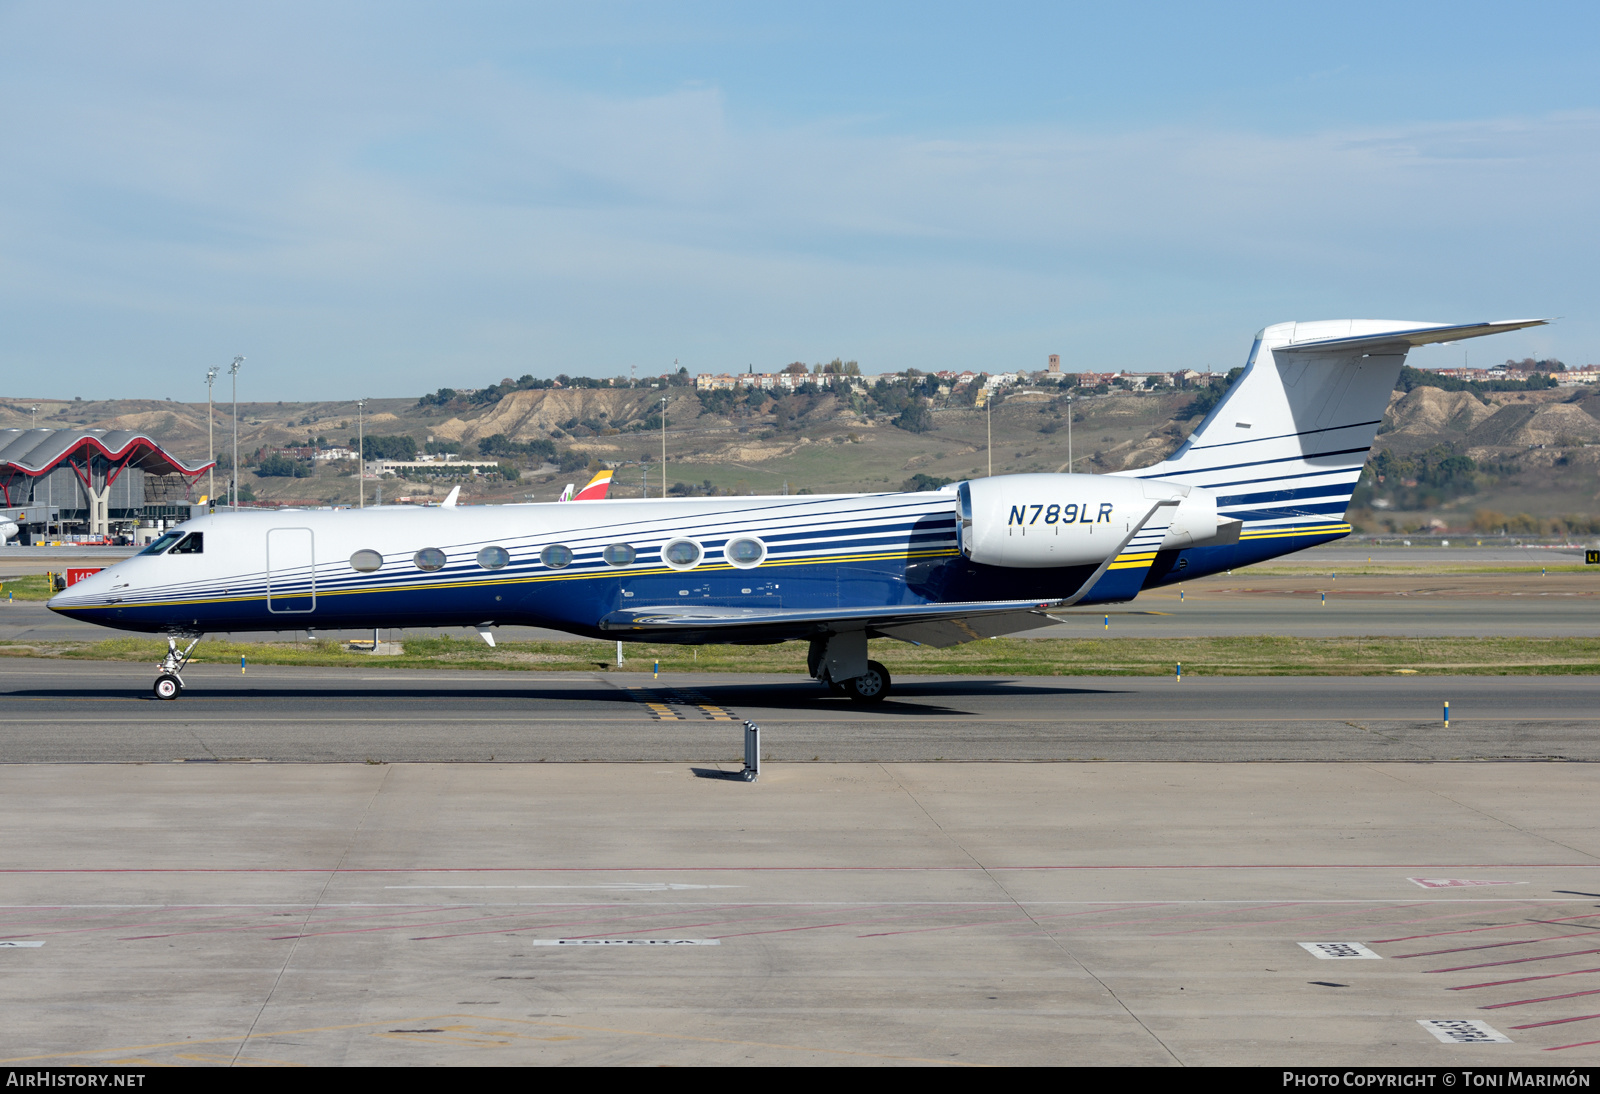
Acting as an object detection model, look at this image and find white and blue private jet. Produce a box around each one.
[49,318,1545,702]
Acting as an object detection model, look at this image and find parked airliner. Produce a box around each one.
[49,318,1546,702]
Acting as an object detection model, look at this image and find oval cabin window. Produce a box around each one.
[477,546,510,570]
[350,549,384,573]
[603,543,636,567]
[725,537,766,567]
[662,539,702,569]
[540,544,573,569]
[413,548,447,572]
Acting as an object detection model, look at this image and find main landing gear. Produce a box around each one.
[808,634,892,704]
[839,660,891,704]
[153,636,200,700]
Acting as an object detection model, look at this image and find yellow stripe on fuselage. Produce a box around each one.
[64,546,966,612]
[1106,550,1158,571]
[1238,523,1350,541]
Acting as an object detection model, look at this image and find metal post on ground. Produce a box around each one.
[1066,392,1073,472]
[742,720,760,782]
[356,398,368,509]
[205,366,219,504]
[616,641,623,666]
[228,357,243,509]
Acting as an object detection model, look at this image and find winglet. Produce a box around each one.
[441,485,461,508]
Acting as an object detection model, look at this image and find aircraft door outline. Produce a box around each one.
[266,527,316,614]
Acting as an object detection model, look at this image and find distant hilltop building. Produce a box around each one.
[696,370,874,393]
[696,372,808,393]
[1048,354,1060,373]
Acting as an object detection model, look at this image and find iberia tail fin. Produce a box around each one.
[572,469,614,501]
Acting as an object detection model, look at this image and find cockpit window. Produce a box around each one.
[168,533,204,555]
[140,531,185,556]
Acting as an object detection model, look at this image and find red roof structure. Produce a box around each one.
[0,429,213,508]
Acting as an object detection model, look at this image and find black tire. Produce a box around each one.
[153,674,181,701]
[843,660,891,704]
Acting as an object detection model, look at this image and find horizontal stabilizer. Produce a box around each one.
[1274,318,1548,357]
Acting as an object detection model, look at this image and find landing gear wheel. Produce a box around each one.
[153,673,181,701]
[843,660,891,704]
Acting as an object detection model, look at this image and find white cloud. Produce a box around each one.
[0,6,1592,394]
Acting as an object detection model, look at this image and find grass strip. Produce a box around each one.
[1236,565,1596,576]
[0,574,58,601]
[2,634,1598,676]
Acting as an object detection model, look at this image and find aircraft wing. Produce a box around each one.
[598,598,1061,647]
[599,494,1182,646]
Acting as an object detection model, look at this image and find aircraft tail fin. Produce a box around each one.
[1114,318,1546,535]
[572,469,614,501]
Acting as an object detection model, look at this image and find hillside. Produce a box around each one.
[5,379,1599,534]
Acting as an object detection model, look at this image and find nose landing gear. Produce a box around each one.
[153,636,200,700]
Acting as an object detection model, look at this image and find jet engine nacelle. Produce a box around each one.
[957,473,1219,568]
[0,521,17,543]
[1156,486,1240,550]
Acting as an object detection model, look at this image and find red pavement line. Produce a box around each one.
[1395,930,1600,959]
[1481,988,1600,1010]
[1513,1013,1600,1030]
[0,864,1592,874]
[1450,966,1600,991]
[1372,910,1600,944]
[1546,1039,1600,1051]
[1428,947,1600,975]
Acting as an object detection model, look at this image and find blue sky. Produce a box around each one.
[1,2,1595,398]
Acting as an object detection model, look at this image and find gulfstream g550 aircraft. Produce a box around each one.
[49,318,1545,702]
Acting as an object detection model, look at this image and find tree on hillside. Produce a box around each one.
[356,434,418,461]
[1178,367,1244,420]
[256,454,311,478]
[894,402,933,433]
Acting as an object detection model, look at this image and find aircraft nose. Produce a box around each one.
[46,567,116,611]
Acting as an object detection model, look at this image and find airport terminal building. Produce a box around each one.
[0,428,214,545]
